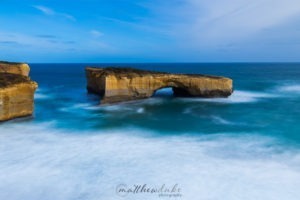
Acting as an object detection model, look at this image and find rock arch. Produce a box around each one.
[151,81,190,97]
[86,67,233,104]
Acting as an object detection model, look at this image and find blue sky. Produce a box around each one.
[1,0,300,62]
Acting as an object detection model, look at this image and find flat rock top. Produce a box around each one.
[86,67,225,79]
[0,73,31,88]
[86,67,167,76]
[0,61,26,65]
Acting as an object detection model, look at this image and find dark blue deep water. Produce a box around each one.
[30,63,300,141]
[1,63,300,200]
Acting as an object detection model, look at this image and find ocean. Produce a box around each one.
[0,63,300,200]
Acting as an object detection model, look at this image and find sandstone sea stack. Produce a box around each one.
[0,61,37,122]
[86,67,233,104]
[0,61,30,76]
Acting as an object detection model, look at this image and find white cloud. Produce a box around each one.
[141,0,300,48]
[33,5,76,21]
[0,31,68,50]
[0,31,116,59]
[188,0,300,42]
[33,5,54,15]
[90,30,103,37]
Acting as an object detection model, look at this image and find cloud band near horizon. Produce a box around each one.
[1,0,300,62]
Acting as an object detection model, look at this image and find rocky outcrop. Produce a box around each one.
[0,62,37,122]
[0,61,30,76]
[86,67,233,104]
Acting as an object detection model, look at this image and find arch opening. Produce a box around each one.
[152,87,174,98]
[152,86,192,98]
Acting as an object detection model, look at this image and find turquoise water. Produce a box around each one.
[0,63,300,200]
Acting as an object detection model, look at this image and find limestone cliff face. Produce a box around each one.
[86,67,233,104]
[0,62,38,122]
[0,61,30,76]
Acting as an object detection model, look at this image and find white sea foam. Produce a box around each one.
[137,107,145,113]
[34,88,52,100]
[34,93,50,99]
[181,90,277,104]
[60,102,146,114]
[182,111,245,126]
[59,103,97,112]
[0,123,300,200]
[34,90,51,100]
[276,84,300,93]
[211,115,236,125]
[98,104,133,112]
[183,107,194,114]
[95,98,163,113]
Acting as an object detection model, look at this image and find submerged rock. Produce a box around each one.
[86,67,233,104]
[0,62,38,122]
[0,61,30,76]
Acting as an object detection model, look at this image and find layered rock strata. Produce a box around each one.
[0,61,30,76]
[0,61,37,122]
[86,67,233,104]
